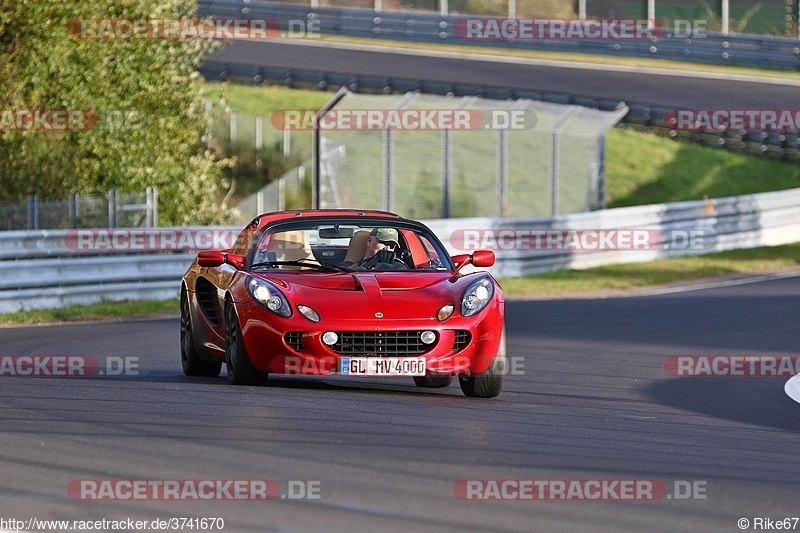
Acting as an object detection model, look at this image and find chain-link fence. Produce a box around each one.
[304,90,626,218]
[0,188,158,231]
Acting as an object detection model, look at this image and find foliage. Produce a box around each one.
[0,0,232,224]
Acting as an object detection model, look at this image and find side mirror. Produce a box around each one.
[198,250,224,267]
[226,253,246,270]
[197,251,246,270]
[451,254,470,271]
[471,250,495,268]
[451,250,495,272]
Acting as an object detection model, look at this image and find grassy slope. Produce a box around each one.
[606,128,800,207]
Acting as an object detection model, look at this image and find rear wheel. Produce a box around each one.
[225,302,268,386]
[413,375,453,388]
[180,290,221,377]
[459,327,506,398]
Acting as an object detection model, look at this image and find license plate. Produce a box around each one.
[339,357,426,377]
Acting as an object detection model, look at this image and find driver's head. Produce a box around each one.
[365,227,399,256]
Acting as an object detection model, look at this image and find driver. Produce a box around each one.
[346,228,408,270]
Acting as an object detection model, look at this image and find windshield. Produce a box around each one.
[249,219,451,272]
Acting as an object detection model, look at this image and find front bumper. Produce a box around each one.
[236,301,504,376]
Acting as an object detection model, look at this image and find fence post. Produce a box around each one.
[146,187,157,227]
[550,132,559,216]
[442,129,451,218]
[439,0,448,17]
[508,0,516,18]
[383,127,394,212]
[108,189,118,228]
[597,135,607,210]
[313,87,349,209]
[721,0,729,35]
[283,128,290,159]
[498,127,508,217]
[550,106,581,217]
[152,188,159,226]
[69,193,79,228]
[27,195,38,230]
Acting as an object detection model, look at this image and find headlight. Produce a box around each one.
[460,277,494,317]
[246,276,292,317]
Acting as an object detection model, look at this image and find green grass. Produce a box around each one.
[204,84,332,118]
[500,242,800,296]
[606,128,800,207]
[0,299,180,326]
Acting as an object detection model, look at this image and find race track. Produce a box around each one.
[206,40,800,108]
[1,277,799,532]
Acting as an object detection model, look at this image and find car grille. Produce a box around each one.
[452,330,471,351]
[331,331,434,356]
[284,332,304,352]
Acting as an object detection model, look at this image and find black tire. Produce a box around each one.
[459,328,506,398]
[413,375,453,388]
[225,301,268,386]
[180,290,222,377]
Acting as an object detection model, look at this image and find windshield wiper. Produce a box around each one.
[250,258,349,272]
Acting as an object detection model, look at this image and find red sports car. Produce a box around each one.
[180,210,506,397]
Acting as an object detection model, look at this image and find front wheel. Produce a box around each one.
[225,302,268,386]
[459,328,506,398]
[180,290,221,377]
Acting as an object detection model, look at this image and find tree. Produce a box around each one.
[0,0,231,224]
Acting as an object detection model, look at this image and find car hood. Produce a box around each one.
[250,271,468,322]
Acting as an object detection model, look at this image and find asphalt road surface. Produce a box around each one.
[1,277,799,532]
[207,40,800,108]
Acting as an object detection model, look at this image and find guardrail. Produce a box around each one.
[2,187,799,312]
[429,187,800,277]
[198,1,800,70]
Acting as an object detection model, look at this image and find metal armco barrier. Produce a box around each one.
[197,1,800,70]
[2,187,800,312]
